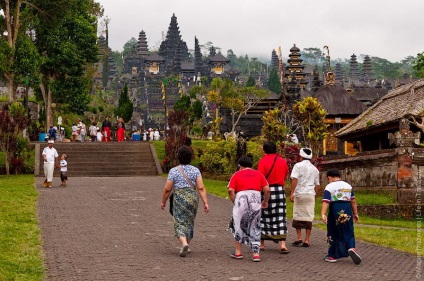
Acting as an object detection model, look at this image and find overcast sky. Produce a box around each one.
[97,0,424,63]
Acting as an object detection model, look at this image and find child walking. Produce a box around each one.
[60,154,68,187]
[321,169,361,264]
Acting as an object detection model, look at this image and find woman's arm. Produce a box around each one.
[160,180,174,210]
[196,176,209,213]
[228,188,236,203]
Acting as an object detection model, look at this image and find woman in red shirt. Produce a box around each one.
[228,155,270,262]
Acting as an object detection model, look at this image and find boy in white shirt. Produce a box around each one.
[59,154,68,187]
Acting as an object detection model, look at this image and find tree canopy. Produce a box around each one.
[414,52,424,78]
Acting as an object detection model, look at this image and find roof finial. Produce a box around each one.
[323,45,335,85]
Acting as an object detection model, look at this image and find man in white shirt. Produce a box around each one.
[289,148,320,247]
[42,140,59,188]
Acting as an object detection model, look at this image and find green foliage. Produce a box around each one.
[366,120,374,126]
[292,97,328,153]
[246,75,255,87]
[414,52,424,78]
[208,78,269,133]
[267,68,282,94]
[0,39,13,78]
[189,85,208,98]
[200,140,237,175]
[11,136,34,175]
[123,37,138,58]
[12,34,41,87]
[0,175,44,281]
[52,76,92,114]
[174,95,191,111]
[33,0,100,126]
[300,47,324,65]
[0,103,30,175]
[261,108,289,143]
[115,84,133,123]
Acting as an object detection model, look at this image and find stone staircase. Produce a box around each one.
[35,142,161,177]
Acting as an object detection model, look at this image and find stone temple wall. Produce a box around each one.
[321,148,398,190]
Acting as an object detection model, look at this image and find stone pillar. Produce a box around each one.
[388,118,421,204]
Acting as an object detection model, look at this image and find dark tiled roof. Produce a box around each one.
[144,53,165,62]
[351,87,388,102]
[336,79,424,138]
[314,84,368,115]
[181,61,194,71]
[208,54,229,63]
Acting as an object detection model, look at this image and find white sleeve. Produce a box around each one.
[291,164,299,179]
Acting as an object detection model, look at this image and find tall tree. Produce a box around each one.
[301,47,323,65]
[115,83,133,123]
[246,75,255,87]
[33,0,102,128]
[0,0,37,101]
[414,52,424,78]
[267,68,282,94]
[122,37,138,59]
[208,78,269,134]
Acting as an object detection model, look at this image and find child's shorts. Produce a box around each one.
[60,172,68,182]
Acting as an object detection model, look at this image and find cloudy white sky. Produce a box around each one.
[97,0,424,63]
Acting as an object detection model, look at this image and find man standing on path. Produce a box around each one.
[258,141,290,253]
[290,148,320,247]
[42,139,59,188]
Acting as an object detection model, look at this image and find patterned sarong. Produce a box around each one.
[173,187,199,239]
[261,185,287,241]
[327,201,355,259]
[228,190,262,253]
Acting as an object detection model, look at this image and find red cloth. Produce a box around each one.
[257,154,289,186]
[103,127,111,142]
[228,168,268,193]
[117,127,125,142]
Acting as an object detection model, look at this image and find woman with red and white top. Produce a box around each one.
[228,155,270,262]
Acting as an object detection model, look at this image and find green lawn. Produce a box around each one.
[0,175,44,281]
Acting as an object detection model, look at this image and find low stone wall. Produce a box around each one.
[358,204,423,219]
[321,149,398,189]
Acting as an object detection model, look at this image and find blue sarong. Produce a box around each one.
[327,201,356,259]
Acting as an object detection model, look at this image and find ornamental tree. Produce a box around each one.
[292,97,328,154]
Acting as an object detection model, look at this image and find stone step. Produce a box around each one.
[36,142,161,177]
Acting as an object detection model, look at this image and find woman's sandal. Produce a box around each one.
[292,240,303,246]
[280,248,290,254]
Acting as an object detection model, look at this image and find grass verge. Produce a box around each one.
[0,175,44,281]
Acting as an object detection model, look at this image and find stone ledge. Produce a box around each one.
[358,204,424,219]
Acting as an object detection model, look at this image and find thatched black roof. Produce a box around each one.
[314,84,368,116]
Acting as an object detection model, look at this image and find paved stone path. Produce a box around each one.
[37,176,421,281]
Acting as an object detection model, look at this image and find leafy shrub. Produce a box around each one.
[200,140,237,175]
